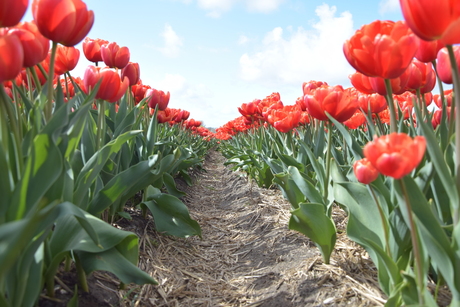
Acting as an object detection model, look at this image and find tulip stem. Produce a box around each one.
[384,78,397,134]
[96,99,106,150]
[324,121,333,205]
[399,178,425,305]
[367,185,391,257]
[446,45,460,226]
[45,42,58,122]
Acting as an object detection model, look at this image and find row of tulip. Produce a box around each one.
[218,1,460,306]
[0,0,215,306]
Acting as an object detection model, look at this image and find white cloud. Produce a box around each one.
[159,24,183,57]
[238,35,249,45]
[239,4,355,87]
[179,0,284,17]
[197,0,234,17]
[379,0,400,14]
[245,0,285,13]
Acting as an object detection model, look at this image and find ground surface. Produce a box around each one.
[39,149,388,306]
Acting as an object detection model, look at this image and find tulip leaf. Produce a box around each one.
[74,130,142,209]
[88,155,160,215]
[142,193,201,238]
[8,134,62,220]
[289,202,336,264]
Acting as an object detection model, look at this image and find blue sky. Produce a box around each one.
[23,0,404,128]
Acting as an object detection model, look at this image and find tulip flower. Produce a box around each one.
[0,0,28,27]
[0,32,24,83]
[238,99,263,123]
[368,68,411,96]
[83,66,129,103]
[343,20,417,79]
[363,133,426,179]
[53,45,80,75]
[434,89,453,108]
[266,105,302,133]
[358,92,387,114]
[8,21,50,68]
[414,36,444,63]
[121,62,140,86]
[399,0,460,45]
[131,80,151,104]
[344,110,366,130]
[302,80,328,95]
[349,71,374,95]
[353,158,379,184]
[82,37,108,64]
[145,88,170,110]
[405,59,436,93]
[436,46,460,85]
[101,41,130,69]
[32,0,94,47]
[303,85,359,123]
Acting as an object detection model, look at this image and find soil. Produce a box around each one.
[39,149,388,307]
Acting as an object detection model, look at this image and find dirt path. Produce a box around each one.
[127,150,385,306]
[39,150,385,306]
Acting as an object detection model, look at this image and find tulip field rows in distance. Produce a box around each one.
[2,0,460,306]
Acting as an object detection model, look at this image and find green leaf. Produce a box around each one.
[76,247,157,285]
[88,155,160,215]
[74,130,142,209]
[142,193,201,238]
[273,172,306,209]
[287,166,323,204]
[289,203,336,264]
[8,134,62,220]
[163,173,186,198]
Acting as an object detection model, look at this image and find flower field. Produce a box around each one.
[1,0,460,306]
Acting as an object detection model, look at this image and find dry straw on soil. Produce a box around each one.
[116,150,388,307]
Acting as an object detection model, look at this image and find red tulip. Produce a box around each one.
[414,36,444,63]
[54,45,80,75]
[344,110,366,130]
[131,80,150,104]
[82,37,108,64]
[368,68,411,95]
[121,62,140,86]
[436,46,460,85]
[32,0,94,46]
[304,85,359,123]
[363,133,426,179]
[0,0,28,27]
[7,21,50,68]
[349,71,374,94]
[0,31,24,83]
[83,66,129,103]
[343,20,417,79]
[101,41,130,69]
[266,105,302,133]
[405,59,436,93]
[145,88,170,110]
[302,80,328,95]
[358,92,387,114]
[434,89,453,108]
[353,158,379,184]
[399,0,460,45]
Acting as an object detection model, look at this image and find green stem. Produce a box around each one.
[0,85,23,175]
[45,42,58,122]
[96,99,106,150]
[324,121,333,205]
[384,78,397,134]
[75,255,89,293]
[29,66,42,92]
[446,45,460,226]
[399,179,425,305]
[368,185,391,257]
